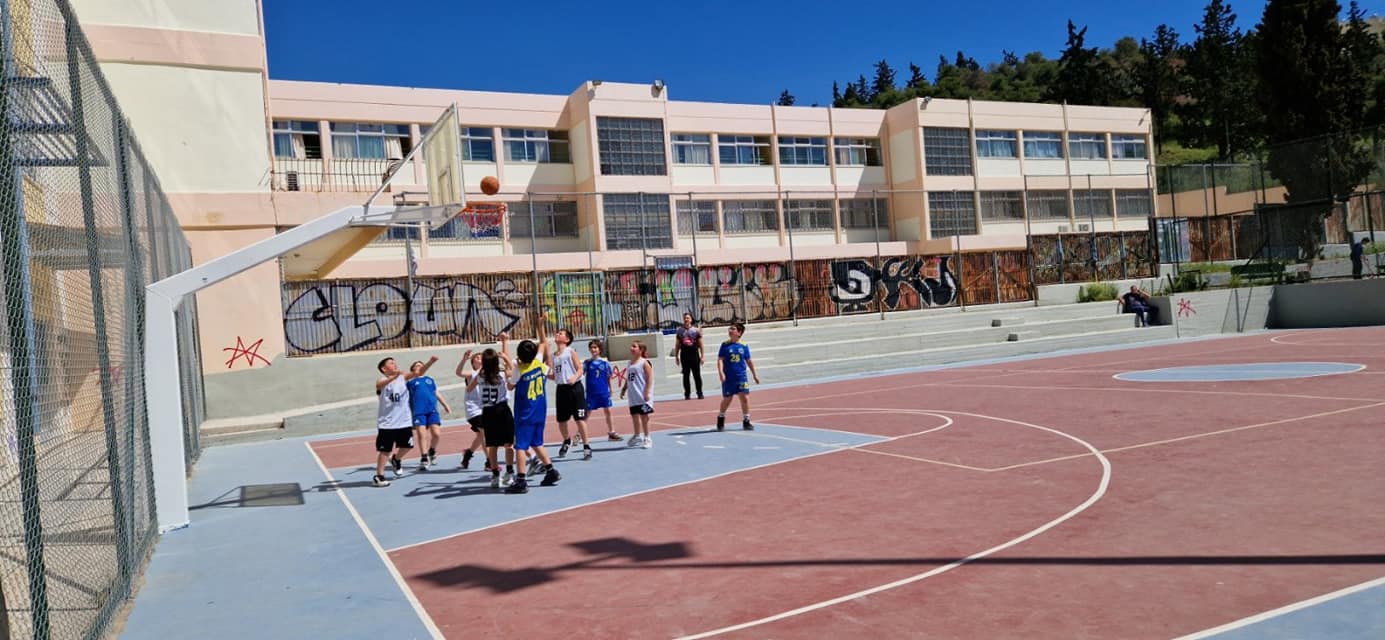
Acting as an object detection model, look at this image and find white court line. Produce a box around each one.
[1173,575,1385,640]
[851,447,992,473]
[305,443,443,640]
[703,445,726,449]
[676,409,1112,640]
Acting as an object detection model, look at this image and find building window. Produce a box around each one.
[840,198,889,229]
[272,120,321,159]
[1022,131,1064,159]
[927,191,978,237]
[676,200,718,234]
[923,127,972,176]
[330,122,412,159]
[777,137,828,166]
[603,193,671,250]
[1068,133,1107,160]
[1026,190,1070,220]
[975,130,1018,158]
[461,127,495,162]
[504,129,570,163]
[722,200,778,234]
[506,200,579,238]
[1111,134,1148,160]
[1116,189,1154,216]
[1073,190,1113,218]
[719,135,771,166]
[672,133,712,165]
[833,138,882,166]
[596,117,666,176]
[979,191,1024,221]
[785,199,833,231]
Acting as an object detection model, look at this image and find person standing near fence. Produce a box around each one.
[1351,235,1367,280]
[674,312,705,400]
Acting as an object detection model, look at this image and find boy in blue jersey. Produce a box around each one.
[407,361,452,470]
[506,315,561,493]
[584,339,623,441]
[716,322,760,431]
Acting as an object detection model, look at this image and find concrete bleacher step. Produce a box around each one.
[992,317,1024,327]
[1006,331,1038,341]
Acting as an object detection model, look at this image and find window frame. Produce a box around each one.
[1026,190,1071,220]
[503,128,571,164]
[784,199,834,231]
[1115,189,1154,217]
[1022,131,1064,159]
[1067,133,1107,160]
[602,193,672,250]
[776,136,828,166]
[507,200,579,238]
[839,198,889,229]
[460,127,495,162]
[721,200,779,235]
[329,122,411,160]
[596,117,667,176]
[717,134,772,166]
[1111,134,1148,160]
[927,191,979,238]
[833,137,882,166]
[975,130,1018,159]
[676,200,718,235]
[923,127,973,176]
[272,120,321,159]
[979,190,1025,221]
[1073,189,1113,218]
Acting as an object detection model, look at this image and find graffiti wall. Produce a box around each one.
[279,251,1059,357]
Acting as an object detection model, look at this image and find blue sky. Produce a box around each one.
[264,0,1278,106]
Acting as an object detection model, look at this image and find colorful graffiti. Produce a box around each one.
[280,250,1106,357]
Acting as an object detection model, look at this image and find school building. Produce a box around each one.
[68,0,1156,371]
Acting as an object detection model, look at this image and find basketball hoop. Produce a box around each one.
[456,202,506,239]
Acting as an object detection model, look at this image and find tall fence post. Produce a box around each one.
[1,0,53,632]
[114,117,146,547]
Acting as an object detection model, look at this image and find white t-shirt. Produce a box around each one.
[377,376,411,429]
[625,358,652,407]
[553,346,580,385]
[477,371,508,408]
[464,371,484,419]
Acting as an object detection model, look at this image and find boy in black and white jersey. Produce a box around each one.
[373,355,437,487]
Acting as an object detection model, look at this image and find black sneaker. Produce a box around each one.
[698,392,704,399]
[389,455,402,477]
[372,474,390,487]
[558,442,570,458]
[742,419,754,431]
[583,447,593,461]
[504,477,529,494]
[461,450,473,469]
[716,416,725,431]
[540,467,562,486]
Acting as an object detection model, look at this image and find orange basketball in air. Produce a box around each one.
[480,175,500,195]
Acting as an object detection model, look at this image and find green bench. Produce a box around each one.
[1230,262,1285,284]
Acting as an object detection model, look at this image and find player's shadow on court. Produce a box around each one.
[417,536,692,593]
[404,478,508,500]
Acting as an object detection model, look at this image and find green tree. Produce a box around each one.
[907,62,927,89]
[1138,24,1185,153]
[1184,0,1258,158]
[832,81,843,107]
[777,90,796,106]
[840,81,862,107]
[1256,0,1377,256]
[872,60,897,97]
[1099,36,1145,107]
[1049,21,1105,104]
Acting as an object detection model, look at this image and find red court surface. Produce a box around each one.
[310,328,1385,639]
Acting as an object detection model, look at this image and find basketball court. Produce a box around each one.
[118,328,1385,639]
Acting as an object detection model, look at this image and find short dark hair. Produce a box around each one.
[588,339,604,355]
[376,357,393,373]
[732,322,746,334]
[517,340,538,363]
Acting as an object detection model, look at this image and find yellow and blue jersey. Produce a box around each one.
[513,360,548,425]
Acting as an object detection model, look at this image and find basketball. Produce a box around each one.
[480,175,500,195]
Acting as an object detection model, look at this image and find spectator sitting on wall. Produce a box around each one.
[1118,285,1157,327]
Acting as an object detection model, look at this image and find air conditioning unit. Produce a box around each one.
[285,171,300,191]
[1057,225,1070,233]
[1077,223,1091,232]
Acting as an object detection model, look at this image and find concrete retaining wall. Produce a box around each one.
[1269,279,1385,328]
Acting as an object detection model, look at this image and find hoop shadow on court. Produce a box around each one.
[416,537,693,593]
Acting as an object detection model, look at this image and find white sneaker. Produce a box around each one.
[501,472,514,488]
[489,475,500,489]
[372,474,391,487]
[641,436,652,449]
[627,435,642,448]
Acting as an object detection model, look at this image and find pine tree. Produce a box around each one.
[777,90,796,106]
[855,74,871,103]
[832,81,843,107]
[1050,21,1105,105]
[841,82,861,106]
[1138,24,1184,153]
[1185,0,1257,159]
[872,60,897,97]
[907,62,926,89]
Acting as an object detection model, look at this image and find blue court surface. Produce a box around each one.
[119,423,882,639]
[1114,361,1365,382]
[1188,578,1385,640]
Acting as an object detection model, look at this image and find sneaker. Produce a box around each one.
[716,415,725,432]
[429,452,438,466]
[461,450,473,470]
[501,472,514,488]
[483,460,494,473]
[583,447,593,461]
[607,432,624,442]
[573,434,584,447]
[389,455,403,477]
[505,477,529,494]
[628,435,642,448]
[418,460,429,472]
[372,474,391,487]
[528,458,543,477]
[489,474,500,489]
[743,419,754,431]
[540,467,561,487]
[697,392,704,400]
[558,442,570,458]
[685,394,691,400]
[641,436,653,449]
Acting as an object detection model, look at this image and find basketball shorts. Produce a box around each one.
[412,411,441,427]
[513,419,546,451]
[628,403,655,416]
[375,428,414,453]
[722,378,750,398]
[481,403,515,448]
[556,383,588,422]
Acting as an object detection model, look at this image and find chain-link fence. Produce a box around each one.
[1,0,205,638]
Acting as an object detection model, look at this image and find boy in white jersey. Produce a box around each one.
[552,328,594,460]
[456,334,510,470]
[373,355,437,487]
[619,341,656,448]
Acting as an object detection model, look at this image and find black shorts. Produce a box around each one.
[467,416,484,432]
[628,403,655,416]
[556,382,588,422]
[482,403,515,448]
[375,428,414,453]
